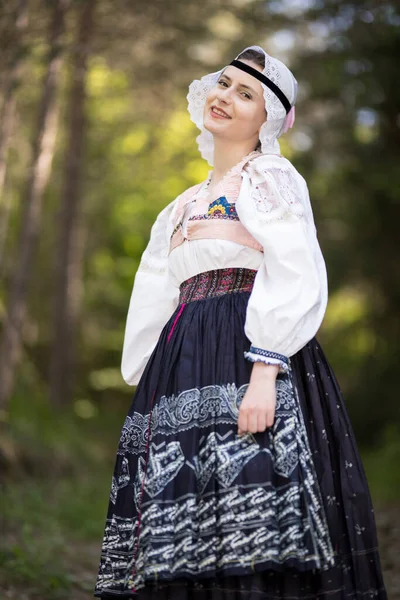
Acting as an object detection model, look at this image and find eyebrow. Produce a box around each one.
[219,74,259,96]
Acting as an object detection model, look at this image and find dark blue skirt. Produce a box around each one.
[94,268,387,599]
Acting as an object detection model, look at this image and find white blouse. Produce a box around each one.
[121,153,328,386]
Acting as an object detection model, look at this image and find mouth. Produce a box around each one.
[210,106,231,119]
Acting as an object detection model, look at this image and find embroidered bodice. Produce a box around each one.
[169,150,263,254]
[121,152,328,386]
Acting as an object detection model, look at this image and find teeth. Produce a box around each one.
[212,107,229,118]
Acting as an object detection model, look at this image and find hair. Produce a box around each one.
[237,49,265,152]
[237,48,265,69]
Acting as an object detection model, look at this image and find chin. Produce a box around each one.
[202,118,218,134]
[203,115,230,134]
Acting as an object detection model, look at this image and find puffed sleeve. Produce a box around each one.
[121,197,180,385]
[235,154,328,373]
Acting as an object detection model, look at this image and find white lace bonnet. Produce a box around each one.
[187,45,298,166]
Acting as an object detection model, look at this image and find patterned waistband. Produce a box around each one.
[179,268,257,304]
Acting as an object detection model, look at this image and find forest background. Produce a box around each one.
[0,0,399,598]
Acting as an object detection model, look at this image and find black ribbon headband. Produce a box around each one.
[229,59,292,114]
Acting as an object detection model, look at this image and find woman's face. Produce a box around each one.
[203,59,267,146]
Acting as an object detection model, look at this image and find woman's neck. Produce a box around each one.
[211,140,259,185]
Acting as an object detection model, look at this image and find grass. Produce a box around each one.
[0,388,124,599]
[1,474,109,599]
[361,423,400,504]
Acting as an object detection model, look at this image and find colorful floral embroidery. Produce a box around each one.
[188,213,239,223]
[207,196,238,218]
[186,196,240,225]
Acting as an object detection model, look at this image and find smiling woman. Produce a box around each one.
[94,45,387,600]
[203,58,267,160]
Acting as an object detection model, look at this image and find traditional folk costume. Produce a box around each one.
[94,45,387,599]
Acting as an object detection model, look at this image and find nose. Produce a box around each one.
[216,86,233,105]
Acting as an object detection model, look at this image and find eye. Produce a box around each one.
[217,80,252,100]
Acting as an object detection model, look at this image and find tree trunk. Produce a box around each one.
[0,0,28,268]
[0,0,71,412]
[49,0,96,407]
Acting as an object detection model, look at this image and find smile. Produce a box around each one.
[210,107,231,119]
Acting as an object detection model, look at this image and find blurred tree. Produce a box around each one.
[0,0,71,411]
[288,0,400,441]
[0,0,28,267]
[49,0,96,407]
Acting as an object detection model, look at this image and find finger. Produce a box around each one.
[247,409,258,433]
[257,412,268,432]
[265,406,276,428]
[238,409,248,435]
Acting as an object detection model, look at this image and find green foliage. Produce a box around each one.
[0,500,73,597]
[1,388,120,598]
[362,424,400,504]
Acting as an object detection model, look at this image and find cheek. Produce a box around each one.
[205,87,218,106]
[203,96,211,117]
[250,104,267,130]
[254,97,267,116]
[238,104,266,129]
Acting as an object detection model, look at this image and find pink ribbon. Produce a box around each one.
[283,105,295,134]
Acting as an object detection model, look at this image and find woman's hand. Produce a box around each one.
[238,362,279,435]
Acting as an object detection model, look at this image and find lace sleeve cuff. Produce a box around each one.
[244,345,289,374]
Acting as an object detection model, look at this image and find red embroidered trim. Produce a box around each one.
[167,303,186,343]
[179,267,257,303]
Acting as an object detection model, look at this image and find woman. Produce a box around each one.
[94,45,387,599]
